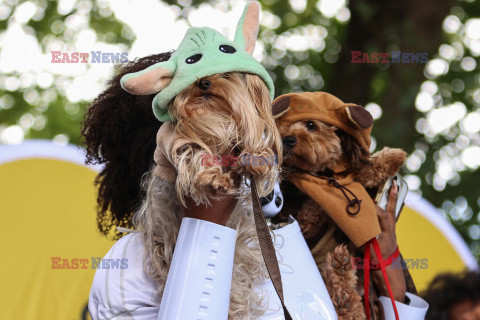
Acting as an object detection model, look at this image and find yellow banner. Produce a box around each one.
[0,141,113,320]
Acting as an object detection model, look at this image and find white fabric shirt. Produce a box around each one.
[89,218,428,320]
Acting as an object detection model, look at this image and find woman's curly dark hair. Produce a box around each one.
[421,270,480,320]
[82,51,173,239]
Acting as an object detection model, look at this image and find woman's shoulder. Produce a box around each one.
[88,232,161,320]
[96,232,145,269]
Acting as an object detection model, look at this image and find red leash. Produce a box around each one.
[363,238,400,320]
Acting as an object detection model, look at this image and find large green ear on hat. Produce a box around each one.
[234,2,260,55]
[346,105,373,129]
[120,61,176,95]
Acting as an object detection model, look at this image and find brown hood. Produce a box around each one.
[274,92,380,247]
[273,91,373,153]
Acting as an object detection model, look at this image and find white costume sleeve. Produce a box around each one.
[88,218,236,320]
[258,217,338,320]
[379,293,429,320]
[157,217,237,320]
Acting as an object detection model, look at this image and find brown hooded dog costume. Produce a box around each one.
[274,92,381,248]
[273,92,416,320]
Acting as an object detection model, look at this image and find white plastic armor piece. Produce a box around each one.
[260,181,284,218]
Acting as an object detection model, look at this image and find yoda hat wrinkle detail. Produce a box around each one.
[120,2,274,122]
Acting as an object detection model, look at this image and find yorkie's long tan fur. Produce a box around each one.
[169,72,281,205]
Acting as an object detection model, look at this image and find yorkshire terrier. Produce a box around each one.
[273,92,407,319]
[119,2,282,206]
[279,120,406,240]
[167,72,281,205]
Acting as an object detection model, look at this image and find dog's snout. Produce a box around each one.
[198,79,211,90]
[282,136,297,148]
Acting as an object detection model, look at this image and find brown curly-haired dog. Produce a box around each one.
[273,92,407,319]
[278,116,406,248]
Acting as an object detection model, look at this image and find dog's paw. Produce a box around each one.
[330,244,353,276]
[357,147,407,188]
[195,169,234,193]
[335,289,354,315]
[323,245,366,319]
[331,285,365,319]
[372,147,407,175]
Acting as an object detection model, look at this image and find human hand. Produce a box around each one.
[371,180,407,302]
[181,193,238,226]
[374,180,399,258]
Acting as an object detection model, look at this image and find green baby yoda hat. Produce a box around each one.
[120,2,274,122]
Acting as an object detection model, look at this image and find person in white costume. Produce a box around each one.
[81,2,428,318]
[88,179,428,320]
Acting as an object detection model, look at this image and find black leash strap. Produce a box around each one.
[250,176,293,320]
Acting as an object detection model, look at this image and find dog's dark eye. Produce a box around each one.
[219,45,236,54]
[306,121,317,131]
[185,54,202,64]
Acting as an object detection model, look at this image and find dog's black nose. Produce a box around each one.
[282,136,297,148]
[198,79,211,90]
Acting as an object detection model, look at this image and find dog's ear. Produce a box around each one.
[120,61,176,95]
[272,96,291,118]
[345,105,373,129]
[234,2,260,55]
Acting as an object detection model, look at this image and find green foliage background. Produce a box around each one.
[0,0,479,260]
